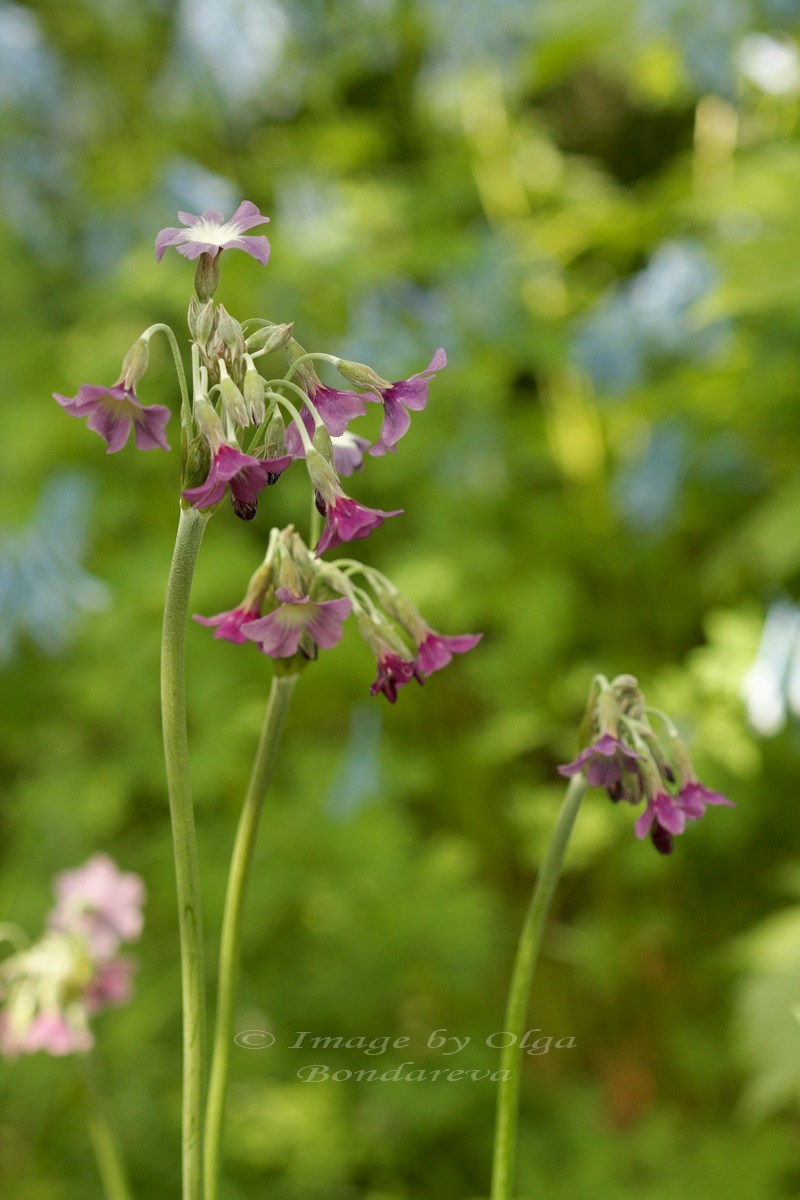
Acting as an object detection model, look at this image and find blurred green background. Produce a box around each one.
[4,0,800,1196]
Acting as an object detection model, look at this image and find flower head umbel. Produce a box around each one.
[559,674,735,854]
[242,587,352,658]
[0,854,145,1058]
[155,201,270,265]
[53,382,171,454]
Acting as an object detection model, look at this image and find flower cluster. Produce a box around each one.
[0,854,145,1057]
[53,202,447,551]
[194,526,482,702]
[558,674,735,854]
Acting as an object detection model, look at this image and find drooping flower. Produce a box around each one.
[241,587,352,657]
[367,348,447,456]
[370,648,424,704]
[634,790,691,855]
[53,383,171,454]
[677,780,735,818]
[48,853,146,962]
[155,201,270,265]
[558,733,644,789]
[193,605,262,645]
[305,448,401,555]
[332,431,372,476]
[415,631,483,677]
[182,443,292,516]
[284,386,368,459]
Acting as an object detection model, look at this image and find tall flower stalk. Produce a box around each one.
[204,672,298,1200]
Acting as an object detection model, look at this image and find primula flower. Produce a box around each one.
[558,733,643,789]
[415,630,483,677]
[284,386,368,460]
[332,432,372,477]
[53,383,171,454]
[367,348,447,456]
[241,587,352,657]
[48,853,145,962]
[370,648,424,704]
[182,443,292,514]
[193,604,261,645]
[677,780,735,818]
[155,201,270,264]
[315,491,402,556]
[0,1011,94,1058]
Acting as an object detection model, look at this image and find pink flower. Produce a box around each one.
[0,1012,94,1058]
[155,201,270,264]
[48,853,146,962]
[370,649,424,704]
[558,733,644,790]
[53,383,171,453]
[193,605,261,644]
[415,630,483,677]
[367,349,446,456]
[182,443,292,515]
[332,432,372,477]
[315,492,402,556]
[241,587,352,657]
[284,387,369,460]
[678,780,735,818]
[85,958,136,1015]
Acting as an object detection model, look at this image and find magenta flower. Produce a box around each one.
[241,587,352,657]
[315,491,402,556]
[332,432,372,476]
[367,348,447,456]
[155,201,270,264]
[678,780,735,818]
[182,443,292,514]
[48,853,146,962]
[53,383,171,453]
[370,649,424,704]
[558,733,643,789]
[193,604,261,644]
[0,1012,93,1058]
[284,386,368,460]
[416,630,483,677]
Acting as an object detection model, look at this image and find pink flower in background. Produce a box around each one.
[193,605,262,645]
[415,630,483,678]
[85,958,136,1015]
[558,733,644,789]
[155,201,270,264]
[48,853,145,961]
[368,348,446,456]
[0,1011,94,1058]
[53,383,171,453]
[332,432,372,476]
[677,780,735,818]
[242,588,352,657]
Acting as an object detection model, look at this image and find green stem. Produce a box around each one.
[490,773,588,1200]
[204,673,299,1200]
[161,504,210,1200]
[83,1056,134,1200]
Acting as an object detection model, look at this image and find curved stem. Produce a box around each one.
[161,504,210,1200]
[490,773,588,1200]
[204,673,299,1200]
[147,323,191,423]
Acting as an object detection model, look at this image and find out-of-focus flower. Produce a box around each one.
[53,383,171,453]
[677,780,735,819]
[48,853,145,962]
[155,201,270,264]
[194,604,262,644]
[332,432,371,477]
[241,586,352,657]
[558,733,643,789]
[370,647,423,704]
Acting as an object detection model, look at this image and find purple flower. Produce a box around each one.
[193,605,261,645]
[558,733,643,789]
[678,780,735,818]
[48,854,146,962]
[241,587,352,657]
[284,385,368,460]
[182,443,292,512]
[415,630,483,678]
[85,958,136,1015]
[332,432,372,477]
[368,348,447,456]
[315,492,402,556]
[370,649,424,704]
[53,383,171,453]
[155,201,270,265]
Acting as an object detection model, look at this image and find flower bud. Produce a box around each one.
[246,321,294,354]
[189,297,215,345]
[118,338,150,390]
[194,393,224,448]
[377,590,428,642]
[334,358,390,392]
[286,339,320,392]
[312,424,335,465]
[262,409,286,460]
[215,306,246,359]
[218,362,249,426]
[194,251,220,303]
[305,446,339,497]
[243,360,266,425]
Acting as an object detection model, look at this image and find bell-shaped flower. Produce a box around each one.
[155,201,270,264]
[558,733,644,789]
[241,586,352,657]
[332,432,372,477]
[182,443,292,514]
[53,383,171,453]
[193,604,262,644]
[306,449,401,556]
[367,348,447,456]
